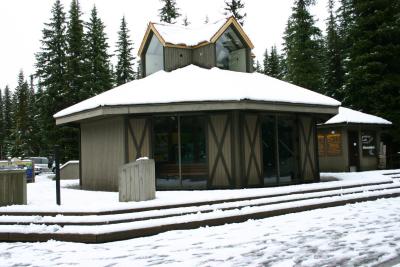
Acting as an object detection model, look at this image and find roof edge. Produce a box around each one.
[55,100,339,125]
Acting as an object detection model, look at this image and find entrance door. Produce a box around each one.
[348,131,360,171]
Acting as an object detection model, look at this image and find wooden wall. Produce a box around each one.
[193,44,216,69]
[298,115,319,182]
[81,117,125,191]
[127,117,152,162]
[242,113,262,186]
[207,113,234,188]
[164,47,192,72]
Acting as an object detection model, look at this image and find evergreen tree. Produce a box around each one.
[27,75,41,156]
[224,0,246,26]
[0,89,4,159]
[346,0,400,145]
[34,80,47,156]
[11,71,32,157]
[66,0,86,104]
[35,0,70,158]
[85,6,113,96]
[324,0,345,99]
[265,46,283,79]
[204,15,209,24]
[182,15,190,26]
[115,16,135,86]
[262,48,269,75]
[254,60,262,73]
[283,0,324,92]
[159,0,181,24]
[3,86,12,157]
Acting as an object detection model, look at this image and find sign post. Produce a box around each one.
[55,145,61,205]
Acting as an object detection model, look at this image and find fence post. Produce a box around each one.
[55,145,61,205]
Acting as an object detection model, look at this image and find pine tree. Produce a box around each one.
[324,0,345,99]
[224,0,246,26]
[3,86,12,157]
[85,6,113,96]
[253,60,262,73]
[283,0,324,92]
[262,48,269,75]
[11,71,32,157]
[182,15,190,26]
[159,0,181,24]
[265,46,283,79]
[204,15,209,24]
[35,0,70,159]
[346,0,400,144]
[66,0,86,104]
[0,89,4,159]
[115,16,135,86]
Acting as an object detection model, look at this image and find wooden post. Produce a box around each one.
[55,145,61,205]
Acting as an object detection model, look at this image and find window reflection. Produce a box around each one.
[216,26,246,72]
[261,115,298,186]
[154,116,180,189]
[145,34,164,76]
[153,115,207,189]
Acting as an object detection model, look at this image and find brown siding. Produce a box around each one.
[298,115,319,182]
[164,47,192,72]
[193,44,216,69]
[127,117,152,162]
[81,117,125,191]
[242,113,262,186]
[208,113,233,188]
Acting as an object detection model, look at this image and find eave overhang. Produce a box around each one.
[55,100,339,125]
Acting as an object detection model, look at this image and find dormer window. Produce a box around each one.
[216,26,246,72]
[145,34,164,75]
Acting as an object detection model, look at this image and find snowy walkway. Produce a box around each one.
[1,197,400,266]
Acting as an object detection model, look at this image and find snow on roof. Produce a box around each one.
[325,107,392,125]
[54,65,340,119]
[153,19,227,46]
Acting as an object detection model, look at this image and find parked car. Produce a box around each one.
[29,157,50,175]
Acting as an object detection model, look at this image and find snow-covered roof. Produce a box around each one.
[153,19,227,47]
[324,107,392,125]
[138,16,254,55]
[54,65,340,119]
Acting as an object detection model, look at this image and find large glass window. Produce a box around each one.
[261,115,298,186]
[153,115,207,189]
[277,118,297,184]
[180,116,207,188]
[154,116,180,189]
[262,116,278,185]
[216,26,247,72]
[145,34,164,76]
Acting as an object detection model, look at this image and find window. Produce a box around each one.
[145,34,164,76]
[216,26,247,72]
[318,130,342,157]
[261,115,298,186]
[153,115,207,189]
[362,131,377,157]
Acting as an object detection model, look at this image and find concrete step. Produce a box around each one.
[1,183,399,227]
[1,189,400,243]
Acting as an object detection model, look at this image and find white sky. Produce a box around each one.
[0,0,329,90]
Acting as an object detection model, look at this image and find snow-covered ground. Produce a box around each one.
[1,170,400,266]
[0,169,395,213]
[1,196,400,266]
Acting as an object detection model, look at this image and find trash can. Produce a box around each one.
[119,158,155,202]
[0,169,27,206]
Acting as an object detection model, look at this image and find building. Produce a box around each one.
[318,107,392,172]
[54,17,340,191]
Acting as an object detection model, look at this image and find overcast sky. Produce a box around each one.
[0,0,329,90]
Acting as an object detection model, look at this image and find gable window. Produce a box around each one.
[145,34,164,76]
[216,26,247,72]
